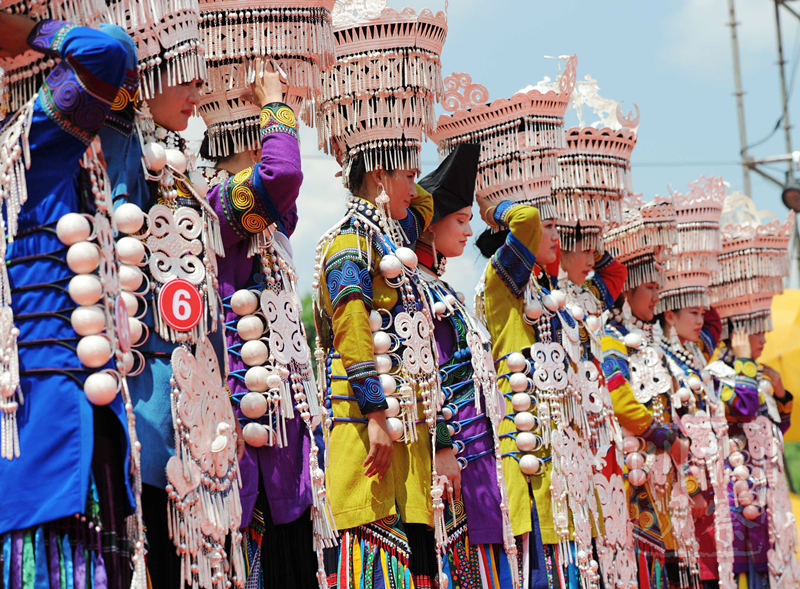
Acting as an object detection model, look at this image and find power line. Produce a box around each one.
[299,151,742,168]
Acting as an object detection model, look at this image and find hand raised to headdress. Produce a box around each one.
[249,58,288,107]
[731,329,752,359]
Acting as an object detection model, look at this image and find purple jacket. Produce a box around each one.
[206,103,309,527]
[431,278,504,545]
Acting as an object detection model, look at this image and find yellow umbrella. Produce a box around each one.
[761,290,800,442]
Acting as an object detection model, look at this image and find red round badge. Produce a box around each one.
[158,279,204,332]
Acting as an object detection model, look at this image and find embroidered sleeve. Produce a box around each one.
[600,333,654,436]
[218,168,283,240]
[324,235,387,414]
[213,103,303,241]
[435,421,454,451]
[398,183,434,245]
[640,421,677,451]
[27,21,127,144]
[776,390,793,434]
[255,103,303,235]
[260,102,299,139]
[699,307,722,359]
[587,252,627,310]
[490,204,541,299]
[720,358,760,418]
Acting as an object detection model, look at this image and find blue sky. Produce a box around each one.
[189,0,800,299]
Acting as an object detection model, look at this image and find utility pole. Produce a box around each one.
[774,1,794,180]
[727,0,751,197]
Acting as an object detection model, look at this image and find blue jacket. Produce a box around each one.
[0,21,134,533]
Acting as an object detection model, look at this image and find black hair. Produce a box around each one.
[199,132,236,164]
[475,227,509,259]
[347,152,367,194]
[655,311,667,331]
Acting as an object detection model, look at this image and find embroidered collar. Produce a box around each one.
[415,240,447,276]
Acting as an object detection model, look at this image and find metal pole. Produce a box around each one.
[775,1,794,180]
[728,0,752,196]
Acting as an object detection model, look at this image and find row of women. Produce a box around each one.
[0,0,798,588]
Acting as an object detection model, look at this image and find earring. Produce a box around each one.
[376,183,389,207]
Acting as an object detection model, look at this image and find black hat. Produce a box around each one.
[419,143,480,222]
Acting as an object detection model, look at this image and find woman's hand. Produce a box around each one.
[435,447,462,502]
[250,58,287,107]
[670,436,690,468]
[363,411,393,479]
[762,364,787,399]
[234,418,246,462]
[0,14,36,59]
[731,329,751,359]
[479,202,498,230]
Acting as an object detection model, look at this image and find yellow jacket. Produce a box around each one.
[481,203,548,539]
[316,188,436,531]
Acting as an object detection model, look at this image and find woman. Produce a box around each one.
[707,214,800,587]
[199,62,336,588]
[314,5,448,586]
[658,306,756,589]
[314,156,445,587]
[654,177,758,589]
[416,143,520,587]
[432,59,617,587]
[556,229,634,589]
[0,9,138,587]
[601,197,700,588]
[102,2,245,585]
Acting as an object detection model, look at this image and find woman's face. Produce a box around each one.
[626,282,660,322]
[429,206,473,258]
[666,306,705,343]
[560,247,595,284]
[748,332,766,360]
[376,168,417,220]
[536,219,559,265]
[146,72,203,132]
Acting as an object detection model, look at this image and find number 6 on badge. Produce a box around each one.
[159,278,204,331]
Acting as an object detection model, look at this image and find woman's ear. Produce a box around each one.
[664,309,676,326]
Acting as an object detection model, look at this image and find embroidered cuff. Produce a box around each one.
[435,421,454,451]
[219,172,272,239]
[493,200,516,227]
[260,103,298,139]
[345,362,387,414]
[27,20,74,56]
[105,68,140,137]
[684,470,700,496]
[734,358,758,380]
[642,422,676,450]
[491,231,536,299]
[775,389,793,404]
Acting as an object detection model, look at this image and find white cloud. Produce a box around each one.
[662,0,787,80]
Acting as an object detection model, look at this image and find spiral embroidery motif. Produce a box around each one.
[260,104,298,138]
[231,183,268,233]
[221,171,270,238]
